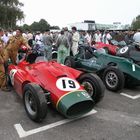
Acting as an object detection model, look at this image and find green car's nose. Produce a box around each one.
[56,90,94,118]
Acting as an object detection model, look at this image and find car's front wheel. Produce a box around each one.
[103,67,125,91]
[23,83,48,122]
[78,73,105,104]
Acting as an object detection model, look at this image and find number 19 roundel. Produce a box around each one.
[56,77,80,91]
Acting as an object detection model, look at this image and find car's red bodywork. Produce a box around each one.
[8,57,96,121]
[95,42,118,55]
[8,60,85,106]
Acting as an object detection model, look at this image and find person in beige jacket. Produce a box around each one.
[0,28,11,91]
[5,29,31,65]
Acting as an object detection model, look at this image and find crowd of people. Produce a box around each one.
[0,27,140,92]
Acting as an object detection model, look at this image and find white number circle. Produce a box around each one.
[9,69,17,86]
[56,77,80,91]
[119,46,128,54]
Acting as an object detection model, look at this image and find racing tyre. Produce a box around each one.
[64,56,75,68]
[52,52,57,59]
[23,83,48,122]
[78,73,105,104]
[7,75,12,87]
[103,67,125,91]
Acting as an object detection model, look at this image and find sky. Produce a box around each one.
[19,0,140,28]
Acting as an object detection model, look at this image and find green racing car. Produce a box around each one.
[64,45,140,92]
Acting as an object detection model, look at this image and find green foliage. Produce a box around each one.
[38,19,50,32]
[0,0,59,31]
[21,19,60,32]
[30,22,40,32]
[131,15,140,30]
[50,26,60,30]
[30,19,50,32]
[22,24,30,31]
[0,0,24,29]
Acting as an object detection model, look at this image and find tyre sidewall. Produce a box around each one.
[23,83,47,122]
[78,73,105,104]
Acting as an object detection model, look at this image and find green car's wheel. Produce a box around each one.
[78,73,105,104]
[103,67,125,91]
[23,83,48,122]
[64,56,75,68]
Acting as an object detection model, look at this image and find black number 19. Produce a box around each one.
[62,79,76,89]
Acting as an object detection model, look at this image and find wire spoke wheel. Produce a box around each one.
[105,71,119,88]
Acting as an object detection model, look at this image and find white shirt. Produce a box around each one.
[72,32,80,46]
[1,34,9,44]
[102,33,112,44]
[84,33,91,45]
[94,33,102,42]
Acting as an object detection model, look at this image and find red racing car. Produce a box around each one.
[95,42,118,55]
[8,52,105,122]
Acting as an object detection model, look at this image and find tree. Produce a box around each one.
[22,24,30,31]
[30,19,50,32]
[30,22,40,32]
[131,15,140,30]
[0,0,24,29]
[38,19,50,32]
[20,19,60,32]
[50,26,60,30]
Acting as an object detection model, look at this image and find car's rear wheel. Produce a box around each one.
[23,83,48,122]
[77,73,105,104]
[64,56,75,68]
[103,67,125,91]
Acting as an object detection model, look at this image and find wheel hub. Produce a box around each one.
[25,91,37,116]
[106,71,118,88]
[82,81,94,97]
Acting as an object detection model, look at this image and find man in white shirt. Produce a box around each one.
[102,30,112,44]
[1,30,9,45]
[71,27,80,56]
[94,30,102,43]
[84,31,92,45]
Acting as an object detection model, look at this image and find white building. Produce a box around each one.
[68,20,96,31]
[68,20,130,31]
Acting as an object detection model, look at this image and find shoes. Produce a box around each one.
[1,87,11,92]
